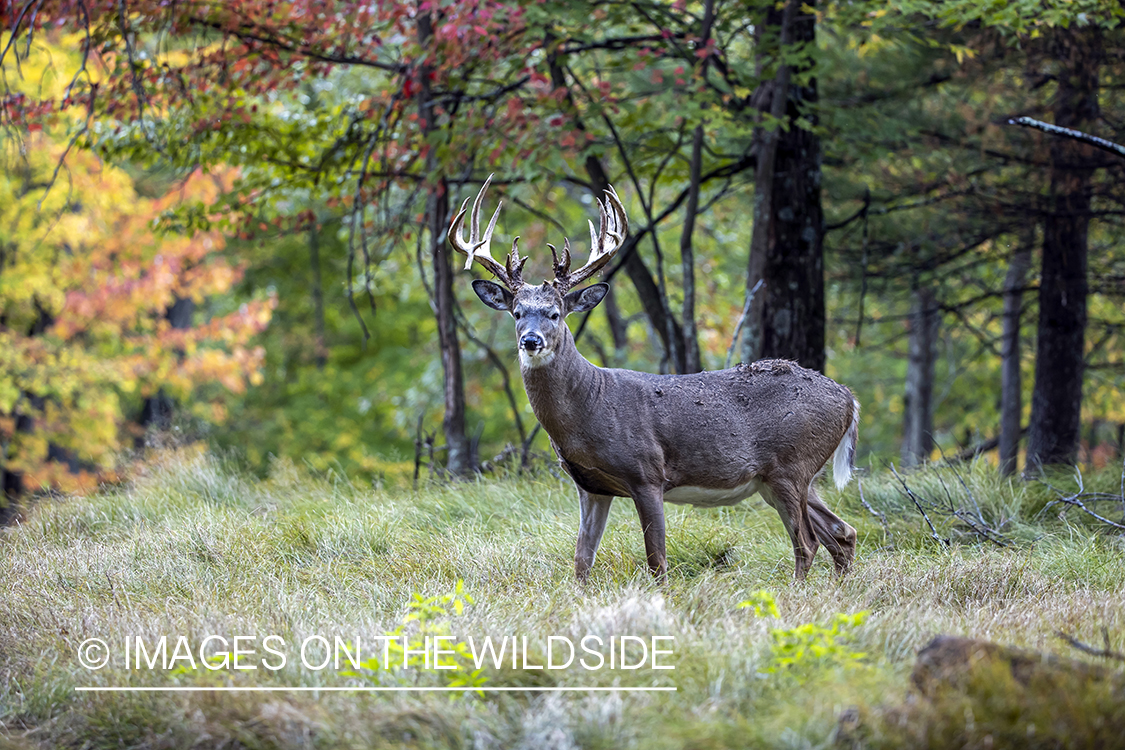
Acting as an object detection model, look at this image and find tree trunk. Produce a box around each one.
[902,286,939,467]
[1026,28,1102,469]
[1,304,55,513]
[999,232,1032,476]
[0,410,33,522]
[139,296,195,433]
[741,0,792,365]
[602,284,628,361]
[679,124,705,374]
[577,158,687,372]
[419,13,472,477]
[428,186,471,480]
[743,0,825,372]
[619,225,685,373]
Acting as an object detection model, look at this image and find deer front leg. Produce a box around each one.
[631,486,667,581]
[576,489,613,582]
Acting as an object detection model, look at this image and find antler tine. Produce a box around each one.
[448,174,521,289]
[508,237,528,282]
[547,239,572,282]
[553,185,629,291]
[603,185,628,242]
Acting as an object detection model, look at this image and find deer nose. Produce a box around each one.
[520,333,544,351]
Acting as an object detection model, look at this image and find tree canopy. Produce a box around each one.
[2,0,1124,492]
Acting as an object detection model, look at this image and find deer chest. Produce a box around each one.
[556,455,631,498]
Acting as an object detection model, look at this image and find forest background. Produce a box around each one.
[2,0,1125,508]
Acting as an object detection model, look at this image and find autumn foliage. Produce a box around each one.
[3,0,1124,488]
[1,37,274,496]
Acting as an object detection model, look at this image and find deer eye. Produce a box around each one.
[549,311,560,321]
[512,311,521,320]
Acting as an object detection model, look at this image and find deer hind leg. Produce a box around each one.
[630,485,667,581]
[806,485,857,575]
[760,480,819,581]
[575,489,614,582]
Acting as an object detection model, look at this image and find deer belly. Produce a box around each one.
[663,479,762,508]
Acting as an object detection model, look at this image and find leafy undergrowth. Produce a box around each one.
[1,448,1123,749]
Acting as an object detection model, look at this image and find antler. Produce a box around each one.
[449,174,527,290]
[549,185,628,292]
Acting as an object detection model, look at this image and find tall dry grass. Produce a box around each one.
[1,449,1122,749]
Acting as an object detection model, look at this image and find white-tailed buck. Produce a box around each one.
[451,177,860,581]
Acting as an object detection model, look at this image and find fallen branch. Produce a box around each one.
[1046,494,1125,531]
[890,464,950,547]
[1120,449,1124,528]
[1055,629,1125,663]
[890,462,1013,548]
[1039,467,1125,532]
[857,475,894,549]
[946,427,1028,463]
[937,444,1011,547]
[479,443,518,474]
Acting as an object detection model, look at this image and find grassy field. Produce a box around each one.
[2,448,1124,749]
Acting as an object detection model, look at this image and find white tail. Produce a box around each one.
[833,397,861,489]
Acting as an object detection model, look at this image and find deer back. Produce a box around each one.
[523,335,854,494]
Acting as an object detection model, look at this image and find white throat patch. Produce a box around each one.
[519,347,556,369]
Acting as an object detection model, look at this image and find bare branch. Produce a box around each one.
[858,475,894,550]
[1010,116,1125,160]
[0,0,41,69]
[1055,631,1125,663]
[187,14,407,73]
[890,464,950,547]
[1037,466,1125,531]
[1045,493,1125,531]
[933,444,1012,548]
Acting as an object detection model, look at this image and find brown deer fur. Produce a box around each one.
[454,180,859,581]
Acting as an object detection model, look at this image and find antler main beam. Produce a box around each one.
[449,175,526,290]
[451,178,627,292]
[550,185,628,292]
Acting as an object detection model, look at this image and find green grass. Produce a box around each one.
[1,449,1124,749]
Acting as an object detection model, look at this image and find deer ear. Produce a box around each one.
[472,279,513,311]
[564,283,609,315]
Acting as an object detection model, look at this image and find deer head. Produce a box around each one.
[451,176,628,369]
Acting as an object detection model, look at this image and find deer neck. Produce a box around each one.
[520,327,603,441]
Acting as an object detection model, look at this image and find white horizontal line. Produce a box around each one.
[75,686,677,693]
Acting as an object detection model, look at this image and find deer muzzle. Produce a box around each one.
[520,332,545,352]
